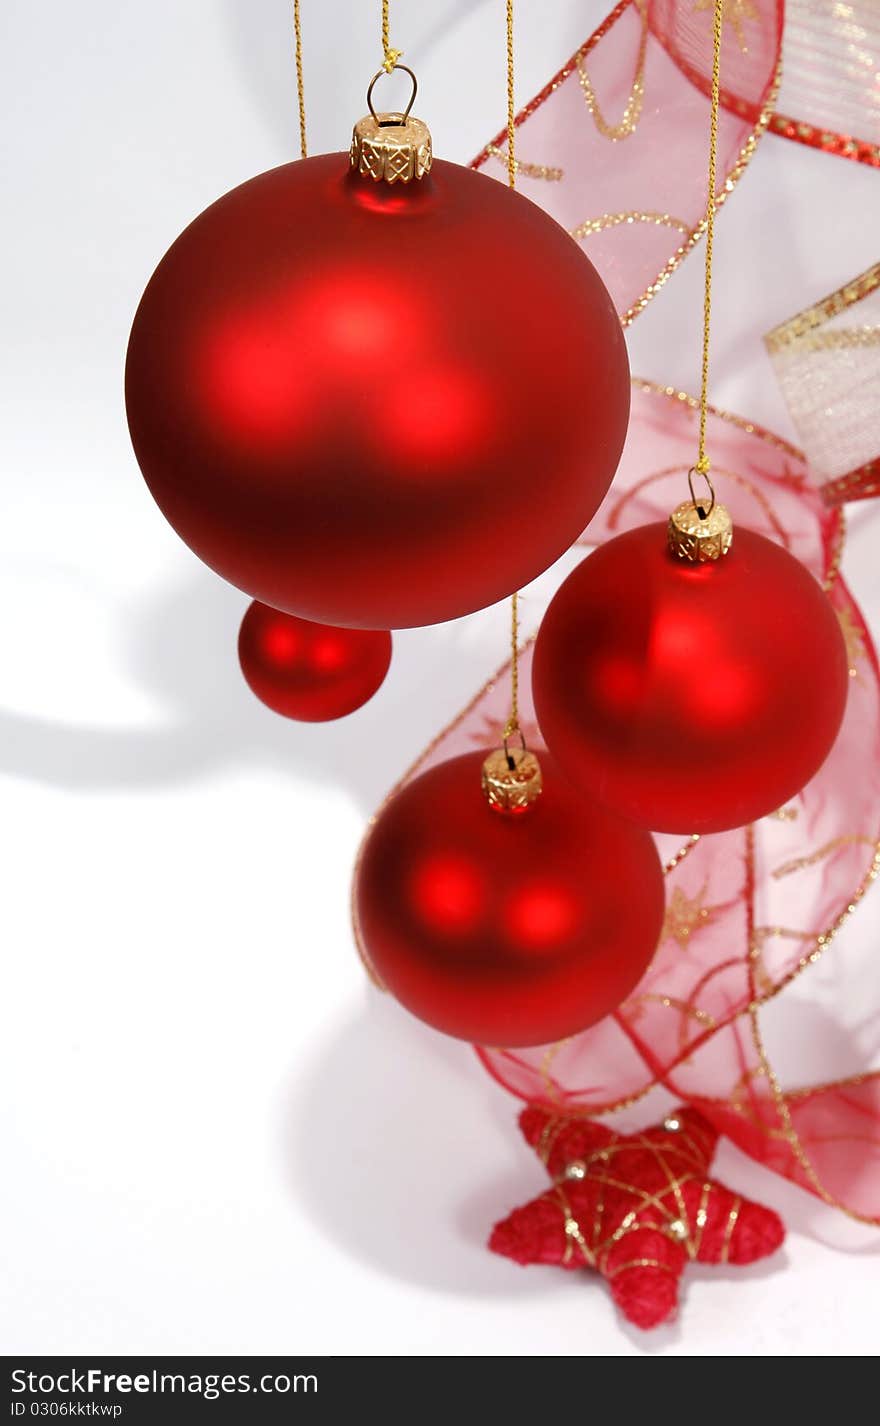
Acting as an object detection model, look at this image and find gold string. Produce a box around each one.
[293,0,307,160]
[504,591,520,740]
[503,0,520,742]
[506,0,516,189]
[381,0,402,72]
[694,0,724,481]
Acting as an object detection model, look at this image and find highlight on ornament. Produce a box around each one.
[238,601,392,722]
[354,747,665,1047]
[125,57,630,631]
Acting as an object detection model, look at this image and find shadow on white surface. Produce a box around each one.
[282,990,564,1299]
[633,1253,792,1353]
[0,571,503,811]
[282,986,880,1318]
[281,991,800,1342]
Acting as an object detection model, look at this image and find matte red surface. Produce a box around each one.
[532,523,849,833]
[355,750,664,1046]
[125,153,629,629]
[238,601,391,721]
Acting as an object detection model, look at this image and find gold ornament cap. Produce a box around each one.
[668,499,733,563]
[350,64,432,185]
[482,740,543,816]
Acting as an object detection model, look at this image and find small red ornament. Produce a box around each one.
[490,1104,785,1329]
[238,601,391,721]
[125,80,629,630]
[532,514,849,833]
[354,749,664,1046]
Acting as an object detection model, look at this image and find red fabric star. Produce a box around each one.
[490,1104,785,1329]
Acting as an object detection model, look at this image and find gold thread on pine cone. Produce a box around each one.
[481,745,543,815]
[667,500,733,563]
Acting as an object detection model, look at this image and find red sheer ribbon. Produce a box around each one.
[476,383,880,1226]
[353,1,880,1225]
[471,0,782,327]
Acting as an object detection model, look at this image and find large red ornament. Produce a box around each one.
[490,1104,785,1329]
[238,601,391,721]
[532,523,849,833]
[354,750,664,1046]
[125,141,629,629]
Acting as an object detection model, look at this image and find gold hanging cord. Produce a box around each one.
[690,0,724,517]
[382,0,403,72]
[293,0,308,159]
[504,0,520,748]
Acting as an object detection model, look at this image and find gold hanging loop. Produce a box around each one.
[352,62,431,184]
[502,726,527,771]
[687,465,716,520]
[366,63,418,126]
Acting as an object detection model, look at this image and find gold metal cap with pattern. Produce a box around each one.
[350,64,432,185]
[668,500,733,563]
[482,739,543,816]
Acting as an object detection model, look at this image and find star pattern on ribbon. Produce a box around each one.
[694,0,760,52]
[837,605,867,678]
[661,884,722,949]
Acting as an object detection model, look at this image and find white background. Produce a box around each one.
[2,0,878,1357]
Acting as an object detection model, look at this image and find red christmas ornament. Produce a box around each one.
[490,1104,785,1329]
[238,601,391,721]
[532,513,849,834]
[125,79,629,630]
[354,749,664,1046]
